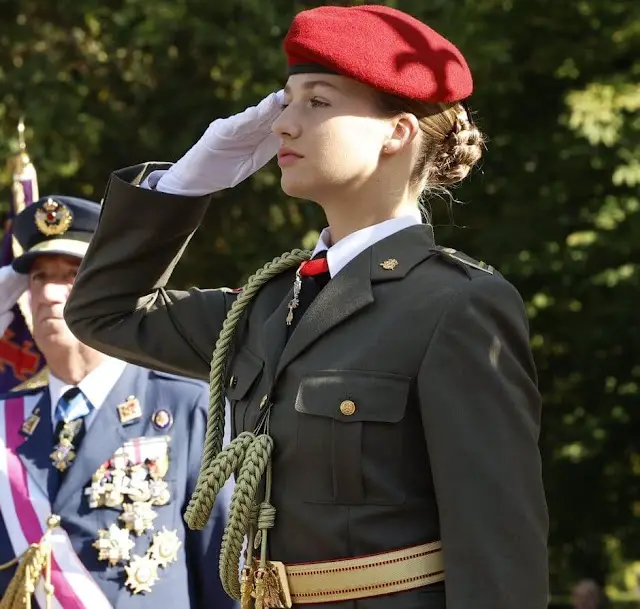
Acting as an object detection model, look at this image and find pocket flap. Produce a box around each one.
[294,370,410,423]
[226,349,264,400]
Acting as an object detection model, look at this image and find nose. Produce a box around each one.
[39,280,70,305]
[271,105,301,139]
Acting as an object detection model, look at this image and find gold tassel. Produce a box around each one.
[253,567,267,609]
[0,516,58,609]
[240,565,254,609]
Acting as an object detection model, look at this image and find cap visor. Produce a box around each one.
[12,239,88,273]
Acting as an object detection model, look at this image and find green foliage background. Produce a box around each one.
[1,0,639,600]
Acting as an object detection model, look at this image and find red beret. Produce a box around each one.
[284,5,473,103]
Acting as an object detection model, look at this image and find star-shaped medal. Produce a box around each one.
[149,528,182,567]
[119,501,158,536]
[93,524,135,566]
[125,554,160,594]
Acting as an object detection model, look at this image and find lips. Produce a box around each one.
[277,147,303,166]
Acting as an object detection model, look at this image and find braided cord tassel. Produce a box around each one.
[183,248,311,601]
[0,516,59,609]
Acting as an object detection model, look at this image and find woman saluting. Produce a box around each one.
[66,5,548,609]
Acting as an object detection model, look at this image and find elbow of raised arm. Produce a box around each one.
[63,285,120,356]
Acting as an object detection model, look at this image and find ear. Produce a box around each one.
[382,113,420,155]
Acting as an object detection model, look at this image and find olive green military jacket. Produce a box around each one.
[65,164,548,609]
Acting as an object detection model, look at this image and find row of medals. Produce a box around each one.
[43,398,182,594]
[85,441,180,594]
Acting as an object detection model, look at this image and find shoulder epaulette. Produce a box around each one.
[431,246,495,275]
[10,367,50,393]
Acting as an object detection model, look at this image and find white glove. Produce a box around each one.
[150,90,285,196]
[0,265,28,335]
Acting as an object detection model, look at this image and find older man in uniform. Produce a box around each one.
[0,196,236,609]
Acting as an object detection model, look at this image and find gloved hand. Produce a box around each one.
[0,264,28,335]
[150,90,285,196]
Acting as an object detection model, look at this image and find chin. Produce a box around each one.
[280,174,320,202]
[34,328,77,351]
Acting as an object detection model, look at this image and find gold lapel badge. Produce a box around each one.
[34,198,73,236]
[20,408,41,436]
[93,523,136,566]
[380,258,399,270]
[125,554,160,595]
[117,396,142,425]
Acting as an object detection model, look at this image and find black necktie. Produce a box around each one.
[288,250,330,333]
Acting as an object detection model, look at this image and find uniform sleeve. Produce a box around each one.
[417,275,548,609]
[183,387,238,609]
[0,265,28,335]
[64,165,237,381]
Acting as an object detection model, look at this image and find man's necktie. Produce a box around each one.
[51,387,92,473]
[55,387,91,425]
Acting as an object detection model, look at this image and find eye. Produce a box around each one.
[309,97,329,108]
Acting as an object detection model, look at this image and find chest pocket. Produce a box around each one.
[294,370,410,506]
[226,348,265,436]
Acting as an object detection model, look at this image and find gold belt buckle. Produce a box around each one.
[249,560,292,609]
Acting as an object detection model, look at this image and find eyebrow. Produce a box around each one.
[283,79,341,95]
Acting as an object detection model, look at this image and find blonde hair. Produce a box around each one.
[375,93,485,196]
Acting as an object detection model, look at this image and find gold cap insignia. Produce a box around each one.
[34,198,73,236]
[380,258,399,270]
[117,396,142,425]
[151,409,173,431]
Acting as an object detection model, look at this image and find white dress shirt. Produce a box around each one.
[311,213,423,278]
[48,357,127,430]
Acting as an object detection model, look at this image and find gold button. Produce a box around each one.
[259,395,269,409]
[340,400,356,416]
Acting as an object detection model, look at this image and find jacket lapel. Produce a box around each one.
[276,224,438,374]
[16,391,56,499]
[276,248,375,374]
[53,365,146,510]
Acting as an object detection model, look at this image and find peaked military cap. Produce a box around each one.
[11,195,100,273]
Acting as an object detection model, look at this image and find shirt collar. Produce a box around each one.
[311,214,423,278]
[48,357,127,426]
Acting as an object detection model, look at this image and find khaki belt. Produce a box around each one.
[250,541,444,607]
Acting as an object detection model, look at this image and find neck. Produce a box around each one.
[43,345,105,385]
[318,186,418,244]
